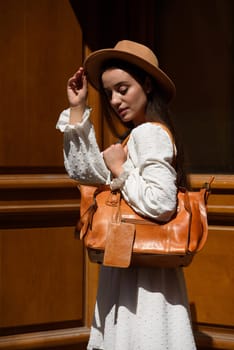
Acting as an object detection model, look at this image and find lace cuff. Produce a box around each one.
[56,107,92,132]
[110,171,129,191]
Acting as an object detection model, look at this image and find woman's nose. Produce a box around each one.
[110,91,121,106]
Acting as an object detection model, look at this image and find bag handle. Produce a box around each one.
[203,176,215,203]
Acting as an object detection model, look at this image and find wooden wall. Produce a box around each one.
[0,1,91,349]
[185,175,234,349]
[0,175,233,350]
[0,1,233,349]
[0,0,82,171]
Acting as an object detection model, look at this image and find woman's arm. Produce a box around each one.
[56,68,111,184]
[111,123,178,222]
[56,108,111,184]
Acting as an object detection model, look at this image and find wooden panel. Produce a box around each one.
[0,227,83,328]
[1,173,234,350]
[0,174,87,350]
[0,0,82,169]
[185,174,234,349]
[185,226,234,325]
[0,327,89,349]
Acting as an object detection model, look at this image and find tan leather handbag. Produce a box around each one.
[77,123,214,268]
[77,179,213,268]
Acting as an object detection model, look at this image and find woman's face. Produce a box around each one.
[101,68,148,126]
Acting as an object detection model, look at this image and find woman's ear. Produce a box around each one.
[144,76,152,94]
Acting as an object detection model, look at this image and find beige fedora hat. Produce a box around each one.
[83,40,176,101]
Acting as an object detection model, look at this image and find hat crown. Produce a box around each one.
[114,40,159,69]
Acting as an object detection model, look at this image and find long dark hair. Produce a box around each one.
[98,59,187,187]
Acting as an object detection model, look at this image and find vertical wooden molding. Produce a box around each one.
[83,45,103,149]
[84,251,100,327]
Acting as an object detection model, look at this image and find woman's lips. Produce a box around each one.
[118,108,128,117]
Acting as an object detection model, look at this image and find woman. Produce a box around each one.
[57,40,196,350]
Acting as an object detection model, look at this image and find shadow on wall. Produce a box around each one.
[69,0,159,51]
[190,302,213,350]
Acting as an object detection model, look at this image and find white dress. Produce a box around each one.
[56,108,197,350]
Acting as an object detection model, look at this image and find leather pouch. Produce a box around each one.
[103,222,135,268]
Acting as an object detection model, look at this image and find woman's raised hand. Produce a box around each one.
[67,67,88,124]
[67,67,88,109]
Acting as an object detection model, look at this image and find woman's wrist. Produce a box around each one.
[69,105,86,124]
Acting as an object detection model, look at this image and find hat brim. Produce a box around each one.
[83,49,176,102]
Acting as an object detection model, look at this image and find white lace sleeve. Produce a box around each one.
[56,108,111,184]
